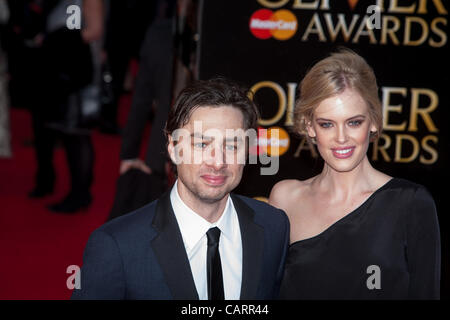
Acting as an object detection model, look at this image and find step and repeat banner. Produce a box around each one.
[198,0,448,291]
[199,0,448,197]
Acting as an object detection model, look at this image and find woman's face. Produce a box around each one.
[307,89,377,173]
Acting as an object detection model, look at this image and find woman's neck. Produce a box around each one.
[314,156,378,202]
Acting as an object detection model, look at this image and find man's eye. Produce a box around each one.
[225,144,238,151]
[194,142,207,148]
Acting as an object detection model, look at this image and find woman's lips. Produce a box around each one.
[201,175,227,186]
[331,147,355,159]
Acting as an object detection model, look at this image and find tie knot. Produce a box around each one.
[207,227,221,246]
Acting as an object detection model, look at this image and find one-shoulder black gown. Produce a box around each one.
[279,178,441,300]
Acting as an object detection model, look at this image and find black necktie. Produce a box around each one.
[206,227,224,300]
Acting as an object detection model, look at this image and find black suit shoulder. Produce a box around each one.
[233,193,287,214]
[95,199,158,243]
[95,194,289,243]
[232,194,289,230]
[72,199,162,300]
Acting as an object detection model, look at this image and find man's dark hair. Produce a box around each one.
[164,77,259,139]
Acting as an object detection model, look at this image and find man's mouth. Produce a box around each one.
[201,175,227,186]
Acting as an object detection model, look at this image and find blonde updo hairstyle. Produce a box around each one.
[294,48,382,142]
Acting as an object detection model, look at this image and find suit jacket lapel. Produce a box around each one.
[231,194,265,300]
[151,191,199,300]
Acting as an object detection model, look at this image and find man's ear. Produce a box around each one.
[167,135,177,164]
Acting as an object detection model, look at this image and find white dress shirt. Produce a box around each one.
[170,180,242,300]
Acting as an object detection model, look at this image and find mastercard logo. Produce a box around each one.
[262,126,290,157]
[249,9,298,40]
[249,127,290,157]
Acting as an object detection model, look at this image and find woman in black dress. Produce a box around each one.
[269,49,440,299]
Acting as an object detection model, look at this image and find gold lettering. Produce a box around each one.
[381,15,401,45]
[394,134,420,163]
[417,0,448,14]
[376,0,386,12]
[352,16,377,44]
[302,13,327,42]
[389,0,417,14]
[293,0,319,10]
[429,17,447,47]
[320,0,330,10]
[285,83,297,126]
[256,0,290,9]
[253,196,269,203]
[324,13,359,42]
[408,88,439,132]
[250,81,287,126]
[372,133,392,162]
[382,87,408,131]
[404,16,429,46]
[420,135,438,164]
[294,137,318,158]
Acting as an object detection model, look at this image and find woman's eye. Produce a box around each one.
[319,122,333,128]
[348,120,363,127]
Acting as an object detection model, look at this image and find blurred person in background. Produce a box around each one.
[6,0,62,196]
[0,0,11,158]
[45,0,104,213]
[6,0,103,213]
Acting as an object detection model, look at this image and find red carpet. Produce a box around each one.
[0,94,144,299]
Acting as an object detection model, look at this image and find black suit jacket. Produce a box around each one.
[71,192,290,299]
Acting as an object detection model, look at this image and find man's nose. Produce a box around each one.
[207,145,227,170]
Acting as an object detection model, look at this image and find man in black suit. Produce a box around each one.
[72,78,290,300]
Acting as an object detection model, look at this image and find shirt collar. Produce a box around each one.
[170,180,235,252]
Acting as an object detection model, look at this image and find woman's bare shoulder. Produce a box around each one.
[269,177,314,211]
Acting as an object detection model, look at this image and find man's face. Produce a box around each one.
[168,105,247,206]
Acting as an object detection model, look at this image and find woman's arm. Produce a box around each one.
[406,186,441,299]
